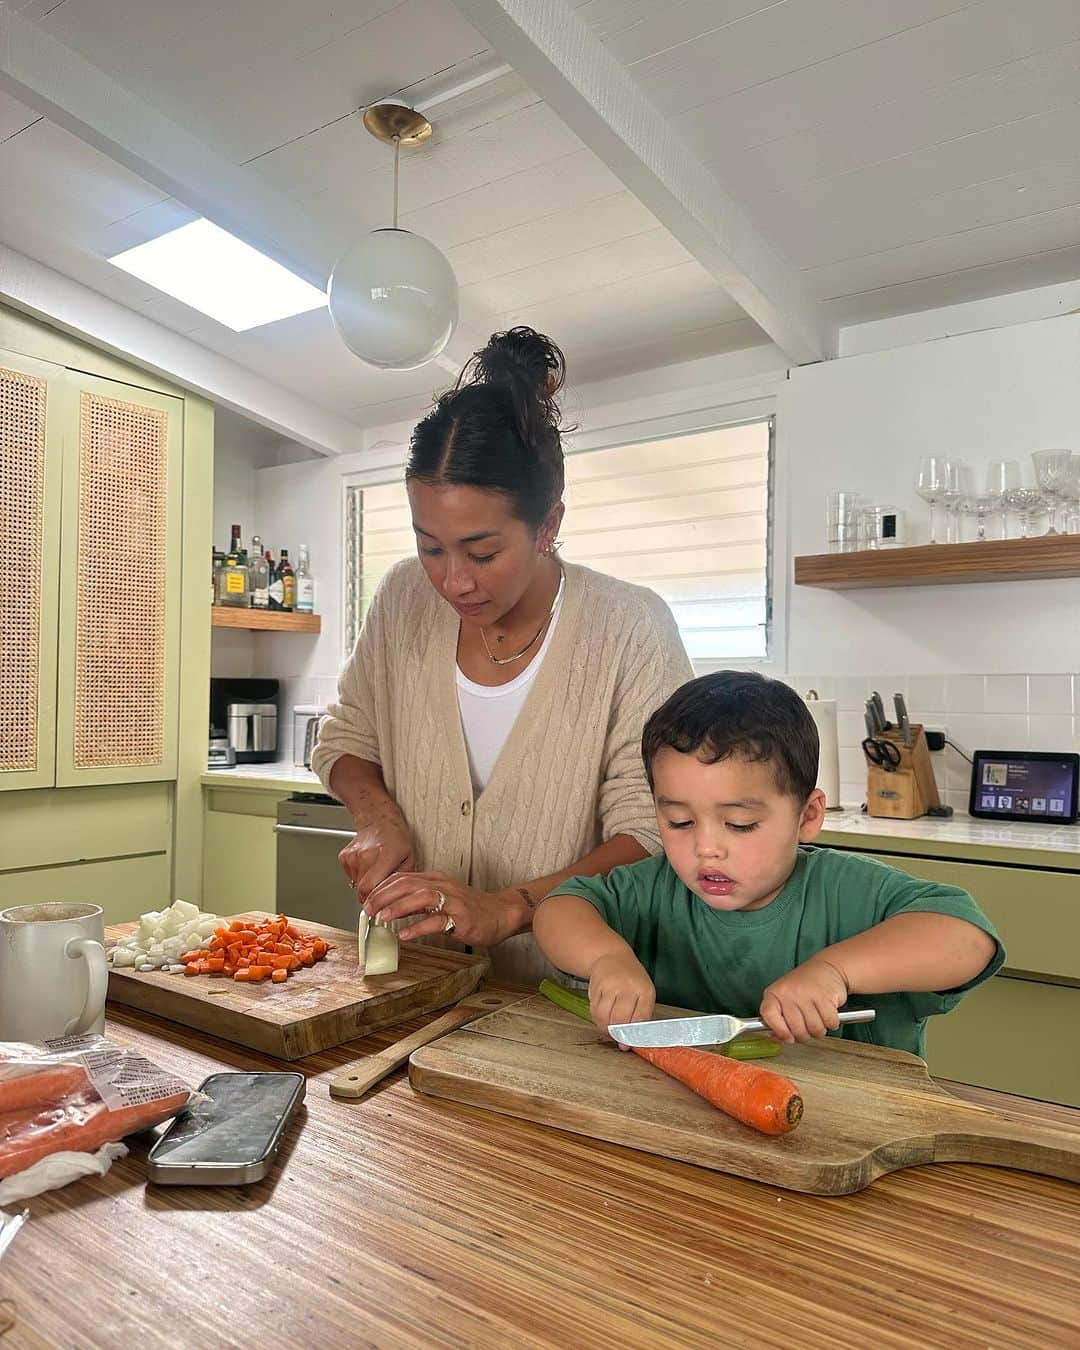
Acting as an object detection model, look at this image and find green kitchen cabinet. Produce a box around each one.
[0,305,213,907]
[826,842,1079,1105]
[202,787,289,915]
[926,975,1079,1108]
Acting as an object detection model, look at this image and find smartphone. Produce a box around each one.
[146,1071,305,1185]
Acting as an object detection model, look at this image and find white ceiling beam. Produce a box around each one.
[450,0,834,365]
[0,244,363,457]
[0,2,488,375]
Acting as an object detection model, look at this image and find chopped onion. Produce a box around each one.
[109,899,222,971]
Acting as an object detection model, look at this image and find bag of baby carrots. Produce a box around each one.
[0,1035,197,1183]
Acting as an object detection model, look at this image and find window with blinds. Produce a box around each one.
[344,419,772,661]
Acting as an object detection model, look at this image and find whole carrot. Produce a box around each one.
[633,1044,803,1136]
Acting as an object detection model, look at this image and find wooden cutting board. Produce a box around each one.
[409,994,1080,1195]
[106,913,489,1060]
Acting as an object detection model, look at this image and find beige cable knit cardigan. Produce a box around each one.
[312,557,692,984]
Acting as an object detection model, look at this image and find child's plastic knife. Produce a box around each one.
[609,1008,876,1048]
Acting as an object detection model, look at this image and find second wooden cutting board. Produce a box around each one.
[106,913,489,1060]
[409,994,1080,1195]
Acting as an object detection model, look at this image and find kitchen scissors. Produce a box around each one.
[862,736,901,770]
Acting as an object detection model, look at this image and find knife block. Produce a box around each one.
[866,724,941,820]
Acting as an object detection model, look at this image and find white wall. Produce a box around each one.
[781,312,1080,675]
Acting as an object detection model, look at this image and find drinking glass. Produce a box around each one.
[915,457,952,544]
[1001,486,1048,538]
[1031,449,1073,535]
[978,459,1019,541]
[942,461,972,543]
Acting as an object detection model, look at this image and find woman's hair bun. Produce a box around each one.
[457,327,567,444]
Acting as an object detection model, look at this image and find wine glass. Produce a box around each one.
[1031,449,1073,535]
[979,459,1020,541]
[1002,486,1048,538]
[915,456,952,544]
[942,461,972,543]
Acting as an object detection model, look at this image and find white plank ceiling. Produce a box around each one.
[1,0,1077,434]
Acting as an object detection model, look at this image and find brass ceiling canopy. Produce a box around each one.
[362,104,432,146]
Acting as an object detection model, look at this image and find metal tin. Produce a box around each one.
[146,1071,305,1185]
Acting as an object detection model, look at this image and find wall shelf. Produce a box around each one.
[211,606,321,633]
[794,536,1080,590]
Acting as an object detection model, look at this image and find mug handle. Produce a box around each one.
[64,938,108,1036]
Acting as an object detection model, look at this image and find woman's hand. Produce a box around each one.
[362,871,526,947]
[337,812,415,901]
[759,957,849,1044]
[587,953,656,1046]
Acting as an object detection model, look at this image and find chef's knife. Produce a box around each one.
[870,691,889,732]
[609,1008,876,1049]
[894,692,912,749]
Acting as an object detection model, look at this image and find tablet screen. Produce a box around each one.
[971,754,1078,822]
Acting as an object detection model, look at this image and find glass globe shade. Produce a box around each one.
[328,228,458,370]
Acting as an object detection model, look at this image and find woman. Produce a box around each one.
[312,327,692,984]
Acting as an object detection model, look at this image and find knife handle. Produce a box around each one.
[740,1008,877,1035]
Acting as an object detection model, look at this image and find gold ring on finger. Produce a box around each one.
[432,889,447,914]
[443,915,456,936]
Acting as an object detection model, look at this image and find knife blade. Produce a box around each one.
[865,697,882,736]
[864,707,877,741]
[609,1008,876,1049]
[870,691,889,732]
[894,692,912,749]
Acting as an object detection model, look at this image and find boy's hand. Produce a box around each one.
[588,953,656,1048]
[759,957,849,1044]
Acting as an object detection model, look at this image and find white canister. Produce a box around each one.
[804,692,841,810]
[0,902,108,1042]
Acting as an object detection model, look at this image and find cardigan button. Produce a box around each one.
[461,801,471,817]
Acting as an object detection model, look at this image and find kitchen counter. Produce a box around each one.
[820,806,1080,869]
[201,762,324,792]
[2,998,1077,1349]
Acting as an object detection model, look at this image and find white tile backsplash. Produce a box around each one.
[984,675,1029,715]
[797,669,1080,807]
[945,675,985,713]
[1028,675,1074,716]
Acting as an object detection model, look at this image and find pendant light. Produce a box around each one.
[328,104,459,371]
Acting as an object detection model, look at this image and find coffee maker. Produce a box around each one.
[209,678,279,765]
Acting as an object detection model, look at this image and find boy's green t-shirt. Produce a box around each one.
[553,846,1004,1056]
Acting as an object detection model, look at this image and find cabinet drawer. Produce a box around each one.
[926,975,1079,1107]
[0,783,172,871]
[0,853,170,926]
[858,851,1080,982]
[202,807,278,915]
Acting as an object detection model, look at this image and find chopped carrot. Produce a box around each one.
[178,915,330,985]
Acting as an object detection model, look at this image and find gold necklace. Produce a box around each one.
[480,569,565,666]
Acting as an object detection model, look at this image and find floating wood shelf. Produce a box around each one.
[211,606,321,633]
[794,535,1080,589]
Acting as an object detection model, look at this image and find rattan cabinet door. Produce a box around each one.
[0,349,63,791]
[55,373,183,785]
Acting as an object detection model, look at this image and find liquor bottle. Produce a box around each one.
[211,548,225,605]
[219,552,249,607]
[229,523,242,558]
[278,549,296,611]
[295,544,315,614]
[267,551,283,611]
[248,535,269,609]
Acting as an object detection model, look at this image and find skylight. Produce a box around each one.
[108,219,327,331]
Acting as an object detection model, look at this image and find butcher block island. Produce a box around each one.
[2,995,1077,1349]
[105,912,488,1059]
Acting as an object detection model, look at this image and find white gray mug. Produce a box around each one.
[0,902,108,1042]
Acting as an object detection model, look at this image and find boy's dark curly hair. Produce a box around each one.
[642,671,819,801]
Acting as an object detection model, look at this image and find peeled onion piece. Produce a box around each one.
[357,911,399,975]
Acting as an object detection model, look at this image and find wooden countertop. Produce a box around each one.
[2,997,1078,1349]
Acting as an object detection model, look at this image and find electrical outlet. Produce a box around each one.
[924,725,947,752]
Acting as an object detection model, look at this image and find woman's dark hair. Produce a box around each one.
[641,672,819,802]
[405,327,569,530]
